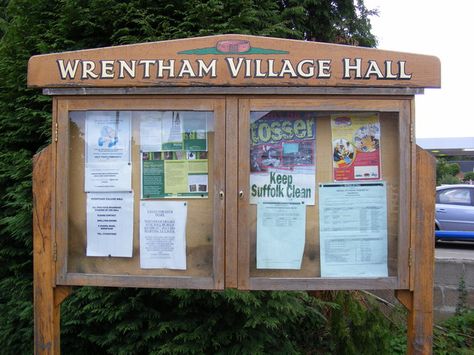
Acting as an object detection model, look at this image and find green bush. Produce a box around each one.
[438,174,461,185]
[436,159,461,185]
[463,171,474,182]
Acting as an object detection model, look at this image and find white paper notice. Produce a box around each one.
[319,182,388,277]
[139,112,163,152]
[140,201,187,269]
[257,202,306,269]
[86,192,134,257]
[85,111,132,192]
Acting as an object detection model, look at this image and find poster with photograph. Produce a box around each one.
[139,111,209,153]
[86,192,134,257]
[161,111,184,151]
[141,151,208,199]
[249,111,316,205]
[139,201,187,269]
[319,182,388,277]
[331,113,381,181]
[85,111,132,192]
[183,114,207,151]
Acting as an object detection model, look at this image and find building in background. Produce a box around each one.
[417,137,474,173]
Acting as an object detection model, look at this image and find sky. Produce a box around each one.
[364,0,474,138]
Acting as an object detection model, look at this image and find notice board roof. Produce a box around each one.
[28,34,440,89]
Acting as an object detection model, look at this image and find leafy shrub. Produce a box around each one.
[462,171,474,182]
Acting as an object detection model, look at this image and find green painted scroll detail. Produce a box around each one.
[178,47,289,55]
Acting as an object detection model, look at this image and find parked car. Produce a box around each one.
[435,184,474,241]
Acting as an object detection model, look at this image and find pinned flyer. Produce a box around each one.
[249,111,316,205]
[85,111,132,191]
[257,202,306,269]
[331,113,381,181]
[319,182,388,277]
[139,201,187,269]
[86,192,134,257]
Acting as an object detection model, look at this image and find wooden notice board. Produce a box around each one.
[29,34,440,354]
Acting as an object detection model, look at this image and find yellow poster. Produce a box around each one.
[331,113,381,181]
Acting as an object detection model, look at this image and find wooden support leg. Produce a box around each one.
[396,146,436,354]
[33,145,72,354]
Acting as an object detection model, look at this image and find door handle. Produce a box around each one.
[239,190,244,200]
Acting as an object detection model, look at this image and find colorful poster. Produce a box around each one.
[257,202,306,269]
[183,114,207,151]
[139,111,209,153]
[86,192,134,257]
[141,151,208,199]
[331,113,381,181]
[85,111,132,192]
[319,182,388,277]
[162,111,184,151]
[249,111,316,205]
[139,201,187,269]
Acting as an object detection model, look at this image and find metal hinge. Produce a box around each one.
[54,121,59,142]
[410,122,415,143]
[52,241,57,262]
[408,247,413,267]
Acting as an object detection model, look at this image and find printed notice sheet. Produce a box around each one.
[140,201,187,269]
[85,111,132,191]
[250,111,316,205]
[331,113,381,181]
[139,111,163,152]
[141,152,208,199]
[319,182,388,277]
[86,192,134,257]
[257,202,306,269]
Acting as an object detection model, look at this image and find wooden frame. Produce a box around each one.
[237,96,413,290]
[54,96,226,290]
[51,94,416,292]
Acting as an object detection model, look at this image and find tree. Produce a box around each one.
[0,1,380,353]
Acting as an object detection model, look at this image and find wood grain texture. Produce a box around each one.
[396,147,436,355]
[237,99,251,290]
[33,145,71,354]
[408,147,436,354]
[42,87,424,96]
[28,35,440,88]
[33,146,56,354]
[396,100,412,289]
[225,97,238,288]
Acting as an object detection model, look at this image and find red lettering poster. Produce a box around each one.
[331,113,381,181]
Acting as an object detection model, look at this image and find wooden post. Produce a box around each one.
[33,145,71,354]
[396,146,436,354]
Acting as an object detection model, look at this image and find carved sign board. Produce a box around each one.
[28,34,440,88]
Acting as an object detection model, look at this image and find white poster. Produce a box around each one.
[85,111,132,191]
[139,201,187,269]
[139,112,163,152]
[250,170,315,205]
[319,182,388,277]
[257,202,306,269]
[86,192,134,257]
